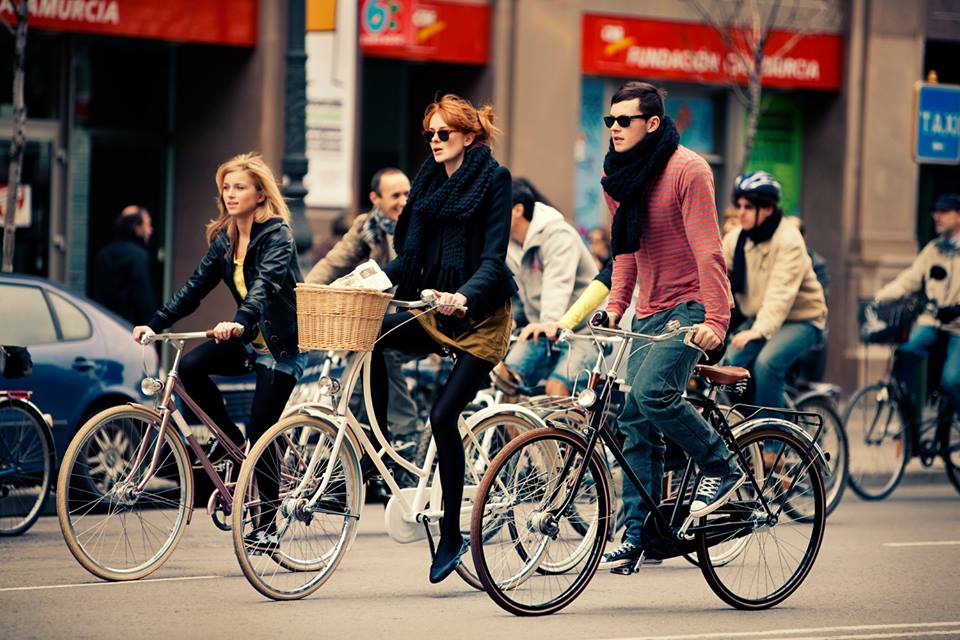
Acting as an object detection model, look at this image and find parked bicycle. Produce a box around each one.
[56,329,258,580]
[469,314,828,616]
[230,289,545,600]
[0,388,55,536]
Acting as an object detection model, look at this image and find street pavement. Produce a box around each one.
[1,481,957,640]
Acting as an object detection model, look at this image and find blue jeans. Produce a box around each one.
[619,302,738,546]
[504,334,594,390]
[724,321,823,408]
[894,325,960,415]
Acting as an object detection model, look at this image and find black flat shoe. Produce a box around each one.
[429,538,469,584]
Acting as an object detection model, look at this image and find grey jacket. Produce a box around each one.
[507,202,598,327]
[305,210,395,285]
[876,237,960,333]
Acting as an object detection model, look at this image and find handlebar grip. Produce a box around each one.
[590,310,609,328]
[205,329,217,339]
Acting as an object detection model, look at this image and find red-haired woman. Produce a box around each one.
[373,94,516,584]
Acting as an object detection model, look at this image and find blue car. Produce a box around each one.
[0,273,158,466]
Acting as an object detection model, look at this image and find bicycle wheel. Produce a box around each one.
[795,396,848,515]
[470,427,610,616]
[697,426,826,609]
[843,382,909,500]
[232,414,362,601]
[0,400,52,536]
[57,405,192,580]
[942,417,960,495]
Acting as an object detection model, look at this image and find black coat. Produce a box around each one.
[384,165,517,318]
[90,238,156,326]
[147,218,303,359]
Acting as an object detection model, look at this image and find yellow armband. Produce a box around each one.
[559,280,611,329]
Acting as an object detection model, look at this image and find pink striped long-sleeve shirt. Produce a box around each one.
[604,145,733,340]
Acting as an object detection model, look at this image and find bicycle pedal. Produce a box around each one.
[609,563,636,576]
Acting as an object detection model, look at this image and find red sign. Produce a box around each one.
[582,14,843,91]
[0,0,257,47]
[360,0,490,65]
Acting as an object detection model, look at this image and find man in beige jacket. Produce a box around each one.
[721,171,827,407]
[876,193,960,415]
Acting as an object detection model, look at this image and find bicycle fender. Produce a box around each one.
[731,417,832,477]
[791,387,841,406]
[463,403,547,431]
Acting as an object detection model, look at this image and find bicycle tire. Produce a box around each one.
[843,382,909,500]
[697,425,826,609]
[941,416,960,495]
[57,405,192,581]
[470,427,610,616]
[795,396,848,516]
[232,414,362,601]
[0,399,53,536]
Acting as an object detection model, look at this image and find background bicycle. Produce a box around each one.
[0,386,55,536]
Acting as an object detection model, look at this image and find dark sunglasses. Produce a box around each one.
[421,127,457,143]
[603,114,648,128]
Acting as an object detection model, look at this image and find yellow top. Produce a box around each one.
[559,279,611,329]
[232,257,268,351]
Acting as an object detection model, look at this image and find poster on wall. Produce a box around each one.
[304,0,358,210]
[575,77,608,233]
[668,96,716,155]
[0,184,32,227]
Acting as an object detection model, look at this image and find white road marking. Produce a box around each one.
[597,620,960,640]
[0,574,221,593]
[883,540,960,548]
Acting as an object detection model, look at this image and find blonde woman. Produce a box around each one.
[132,152,306,552]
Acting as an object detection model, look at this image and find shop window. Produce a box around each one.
[0,284,57,345]
[0,32,63,120]
[745,93,803,215]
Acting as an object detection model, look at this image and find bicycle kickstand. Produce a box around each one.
[416,513,438,562]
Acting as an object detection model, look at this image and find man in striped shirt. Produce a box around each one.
[599,82,744,571]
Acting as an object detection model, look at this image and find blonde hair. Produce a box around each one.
[422,94,501,148]
[205,152,290,246]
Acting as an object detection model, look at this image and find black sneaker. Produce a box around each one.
[689,470,747,518]
[599,541,662,569]
[243,530,280,555]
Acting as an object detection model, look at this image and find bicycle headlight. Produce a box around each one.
[577,388,597,409]
[140,377,164,397]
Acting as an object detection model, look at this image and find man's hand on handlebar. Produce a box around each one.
[590,309,620,329]
[691,323,723,351]
[518,321,566,341]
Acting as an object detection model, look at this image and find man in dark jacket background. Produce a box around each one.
[90,205,156,325]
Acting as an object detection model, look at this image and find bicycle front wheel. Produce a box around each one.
[843,382,908,500]
[232,414,361,601]
[795,396,848,515]
[470,427,610,616]
[57,405,192,580]
[697,426,826,609]
[0,400,52,536]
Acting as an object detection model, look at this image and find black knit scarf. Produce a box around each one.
[601,115,680,257]
[391,145,498,300]
[730,209,783,295]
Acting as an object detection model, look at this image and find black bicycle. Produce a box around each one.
[0,389,55,536]
[469,314,828,616]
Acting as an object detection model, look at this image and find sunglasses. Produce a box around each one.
[603,114,648,128]
[421,127,457,143]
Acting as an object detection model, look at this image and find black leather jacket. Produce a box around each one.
[147,218,303,359]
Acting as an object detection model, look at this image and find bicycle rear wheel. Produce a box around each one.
[57,405,192,580]
[795,396,848,515]
[697,426,826,609]
[470,427,610,616]
[0,400,52,536]
[843,382,908,500]
[232,414,361,601]
[942,417,960,495]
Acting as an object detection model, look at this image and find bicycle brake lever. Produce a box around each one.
[683,331,708,359]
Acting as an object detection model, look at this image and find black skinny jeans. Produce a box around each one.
[371,312,494,544]
[179,339,297,532]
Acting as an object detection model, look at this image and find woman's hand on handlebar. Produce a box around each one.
[434,291,468,317]
[212,321,245,342]
[132,325,154,345]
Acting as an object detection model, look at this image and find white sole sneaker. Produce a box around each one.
[689,473,747,519]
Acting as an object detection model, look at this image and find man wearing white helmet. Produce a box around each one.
[721,171,828,407]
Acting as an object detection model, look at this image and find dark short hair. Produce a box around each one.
[933,193,960,213]
[610,81,667,118]
[511,179,536,221]
[114,206,148,239]
[370,167,404,195]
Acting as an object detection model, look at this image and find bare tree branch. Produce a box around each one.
[768,1,831,58]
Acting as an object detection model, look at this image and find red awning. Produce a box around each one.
[360,0,490,65]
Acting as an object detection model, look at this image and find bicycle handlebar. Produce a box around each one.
[140,330,214,345]
[392,289,467,317]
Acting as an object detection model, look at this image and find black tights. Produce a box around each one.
[371,313,494,548]
[180,340,297,530]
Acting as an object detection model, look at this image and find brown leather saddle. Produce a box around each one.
[694,364,750,385]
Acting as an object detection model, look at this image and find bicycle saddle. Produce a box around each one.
[694,364,750,385]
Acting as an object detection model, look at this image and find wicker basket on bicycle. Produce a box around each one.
[295,283,393,352]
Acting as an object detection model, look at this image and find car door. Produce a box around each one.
[0,281,100,461]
